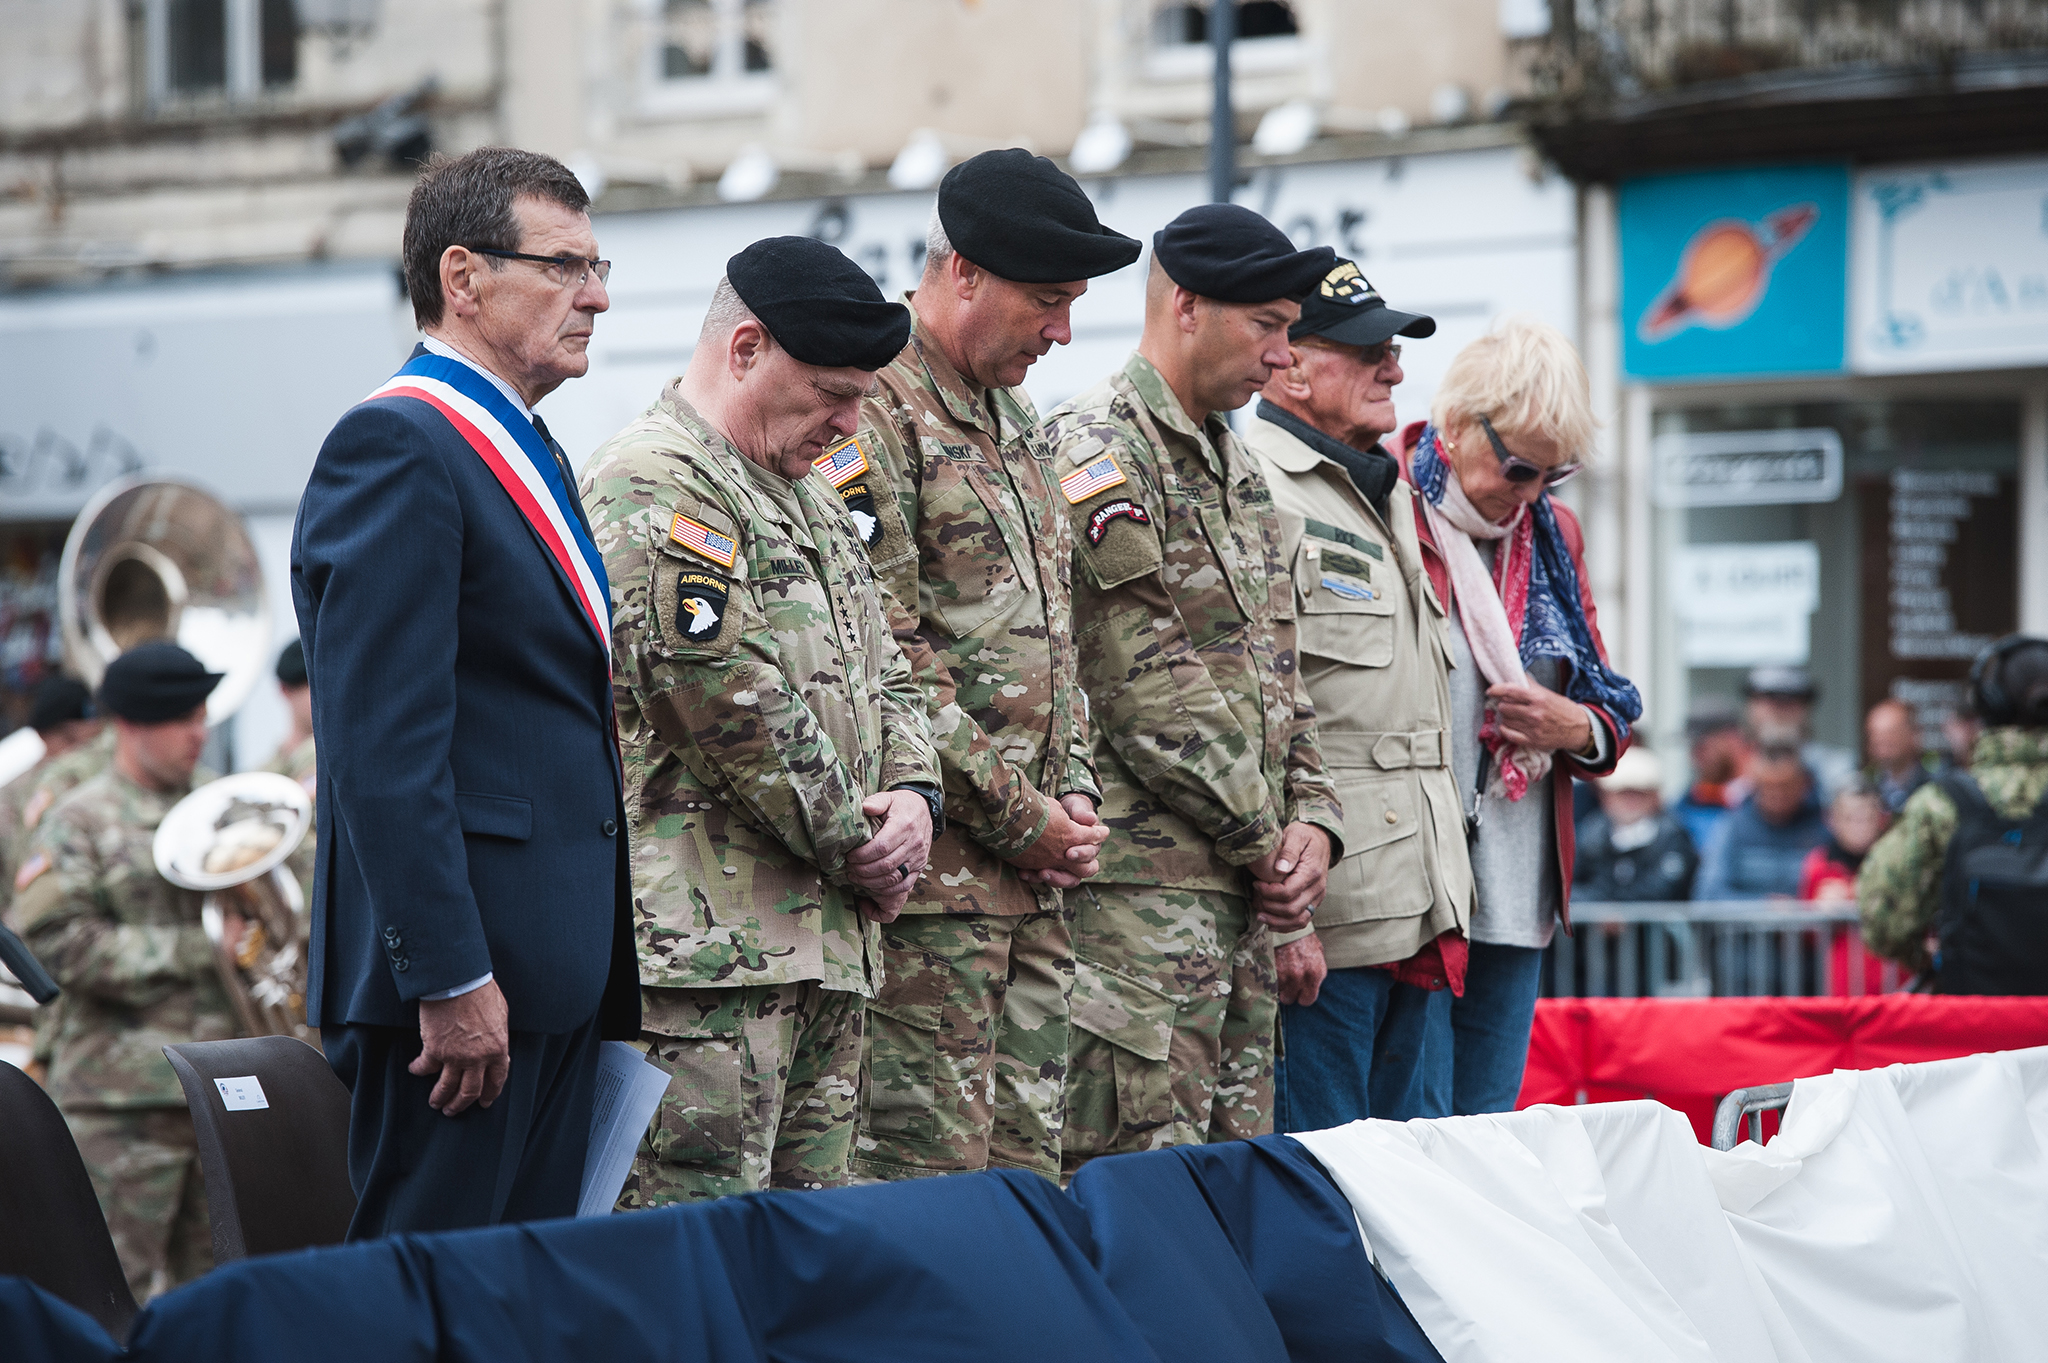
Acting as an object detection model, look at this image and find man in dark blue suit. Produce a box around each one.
[292,147,639,1236]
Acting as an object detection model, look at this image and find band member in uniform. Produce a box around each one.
[14,643,229,1300]
[581,237,940,1202]
[294,147,640,1236]
[841,149,1137,1181]
[1043,206,1345,1169]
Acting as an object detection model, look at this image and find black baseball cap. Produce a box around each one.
[1290,259,1435,347]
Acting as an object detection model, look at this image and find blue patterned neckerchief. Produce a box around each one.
[1412,423,1642,744]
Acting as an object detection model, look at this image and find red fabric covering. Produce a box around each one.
[1518,995,2048,1143]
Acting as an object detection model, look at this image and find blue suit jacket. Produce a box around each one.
[292,348,638,1037]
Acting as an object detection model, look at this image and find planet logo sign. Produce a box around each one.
[1620,165,1849,380]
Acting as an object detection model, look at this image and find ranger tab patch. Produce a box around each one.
[1086,498,1150,545]
[669,512,738,568]
[813,436,870,489]
[1061,455,1126,504]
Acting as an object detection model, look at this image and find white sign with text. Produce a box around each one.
[1673,541,1821,667]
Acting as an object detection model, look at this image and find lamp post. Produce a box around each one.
[1208,0,1236,203]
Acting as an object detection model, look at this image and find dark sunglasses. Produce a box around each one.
[1479,415,1580,488]
[1303,339,1401,368]
[472,248,612,287]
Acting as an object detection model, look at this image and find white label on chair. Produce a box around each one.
[215,1076,269,1111]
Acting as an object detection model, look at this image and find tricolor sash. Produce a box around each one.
[367,353,613,660]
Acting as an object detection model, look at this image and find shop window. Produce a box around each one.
[644,0,775,113]
[142,0,298,109]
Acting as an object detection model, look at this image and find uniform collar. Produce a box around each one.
[657,382,798,528]
[901,293,1040,445]
[1975,727,2048,769]
[1120,352,1237,473]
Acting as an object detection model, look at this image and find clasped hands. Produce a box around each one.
[846,789,937,924]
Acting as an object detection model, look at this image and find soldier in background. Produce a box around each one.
[261,639,317,902]
[3,677,106,1084]
[582,237,940,1203]
[1043,206,1345,1169]
[844,150,1135,1182]
[13,643,235,1301]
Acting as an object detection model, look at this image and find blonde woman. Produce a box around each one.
[1397,316,1640,1114]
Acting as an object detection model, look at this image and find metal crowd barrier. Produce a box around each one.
[1545,900,1910,999]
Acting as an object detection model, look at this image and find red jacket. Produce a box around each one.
[1397,421,1627,933]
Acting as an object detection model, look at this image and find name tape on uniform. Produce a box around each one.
[215,1076,270,1112]
[1061,455,1126,504]
[670,512,738,569]
[813,436,870,489]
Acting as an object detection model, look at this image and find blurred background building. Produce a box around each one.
[1,0,2044,786]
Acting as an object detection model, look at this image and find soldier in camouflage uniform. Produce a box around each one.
[581,238,940,1205]
[841,151,1139,1182]
[1043,207,1346,1172]
[13,643,232,1301]
[1860,640,2048,974]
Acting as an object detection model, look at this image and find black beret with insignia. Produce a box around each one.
[28,675,93,731]
[1289,258,1437,346]
[938,149,1142,283]
[97,641,221,724]
[1151,204,1335,305]
[727,236,912,372]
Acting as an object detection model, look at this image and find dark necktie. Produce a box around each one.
[532,414,600,541]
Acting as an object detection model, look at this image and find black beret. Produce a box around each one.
[1290,258,1437,346]
[98,642,221,724]
[726,237,911,372]
[276,638,307,687]
[1152,204,1335,305]
[29,676,93,732]
[937,149,1142,283]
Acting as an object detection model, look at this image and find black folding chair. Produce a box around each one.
[163,1036,357,1262]
[0,1059,138,1338]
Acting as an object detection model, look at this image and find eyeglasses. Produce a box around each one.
[1479,415,1580,488]
[1303,339,1401,368]
[472,248,612,288]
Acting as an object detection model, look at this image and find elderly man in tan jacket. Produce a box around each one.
[1245,259,1474,1129]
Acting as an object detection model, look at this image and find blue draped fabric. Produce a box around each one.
[4,1140,1447,1363]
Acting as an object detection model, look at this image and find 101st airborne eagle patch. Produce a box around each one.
[669,511,738,568]
[673,565,732,638]
[1060,454,1126,504]
[813,435,883,547]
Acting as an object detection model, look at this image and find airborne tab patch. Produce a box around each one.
[669,512,738,568]
[813,436,870,489]
[1061,455,1126,504]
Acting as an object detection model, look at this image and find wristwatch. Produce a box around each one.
[891,782,947,838]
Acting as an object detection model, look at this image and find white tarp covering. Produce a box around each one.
[1294,1046,2048,1363]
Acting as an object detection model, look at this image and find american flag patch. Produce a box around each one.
[669,512,738,568]
[813,436,870,489]
[1060,455,1126,504]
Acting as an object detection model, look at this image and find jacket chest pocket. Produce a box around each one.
[919,449,1035,641]
[1294,536,1396,667]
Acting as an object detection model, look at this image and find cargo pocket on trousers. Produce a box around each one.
[641,1025,747,1179]
[1068,958,1178,1145]
[861,930,948,1140]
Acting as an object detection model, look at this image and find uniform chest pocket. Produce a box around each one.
[919,458,1034,641]
[1293,535,1396,667]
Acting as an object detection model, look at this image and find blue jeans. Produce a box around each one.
[1450,941,1545,1115]
[1275,965,1453,1131]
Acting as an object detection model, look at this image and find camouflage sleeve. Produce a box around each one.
[616,490,877,884]
[13,813,212,1008]
[1057,417,1285,866]
[1281,663,1345,857]
[871,606,944,798]
[1856,781,1955,972]
[856,404,1054,858]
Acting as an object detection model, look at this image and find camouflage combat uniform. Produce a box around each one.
[835,302,1097,1181]
[1859,727,2048,973]
[5,728,117,1073]
[13,764,233,1302]
[1042,354,1344,1171]
[581,382,940,1205]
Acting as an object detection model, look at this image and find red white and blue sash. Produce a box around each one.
[367,353,613,659]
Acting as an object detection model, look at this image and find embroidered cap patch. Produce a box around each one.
[1061,455,1126,504]
[813,436,870,489]
[669,512,738,568]
[1086,498,1150,545]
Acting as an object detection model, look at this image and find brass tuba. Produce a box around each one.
[153,773,315,1042]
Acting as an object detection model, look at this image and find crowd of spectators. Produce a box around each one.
[1574,665,1966,909]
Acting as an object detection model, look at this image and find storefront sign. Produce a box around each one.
[1672,541,1820,667]
[1619,164,1849,380]
[1849,155,2048,375]
[1652,428,1843,508]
